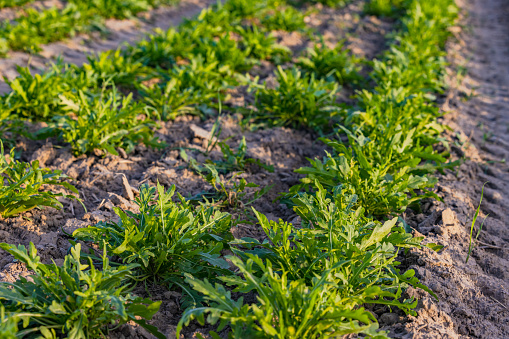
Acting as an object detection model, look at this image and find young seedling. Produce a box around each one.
[465,182,488,263]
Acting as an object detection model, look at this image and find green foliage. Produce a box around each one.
[466,183,487,263]
[248,66,341,130]
[297,0,350,8]
[235,25,291,64]
[236,183,433,301]
[73,183,233,307]
[139,57,235,120]
[288,125,450,216]
[82,49,150,87]
[261,7,307,32]
[70,0,152,19]
[290,0,459,217]
[0,1,459,337]
[0,0,32,8]
[178,255,389,339]
[127,27,197,69]
[0,0,182,56]
[0,4,100,54]
[47,87,158,156]
[0,242,164,339]
[0,106,22,149]
[2,64,96,120]
[0,307,20,338]
[0,142,80,218]
[364,0,406,18]
[296,41,362,85]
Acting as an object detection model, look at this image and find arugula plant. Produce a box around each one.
[139,57,235,120]
[297,41,363,85]
[296,0,351,7]
[260,6,308,32]
[46,87,159,156]
[0,4,100,54]
[73,183,233,308]
[82,49,151,87]
[0,306,20,338]
[0,107,23,149]
[364,0,406,18]
[70,0,150,20]
[0,242,164,339]
[178,255,389,339]
[2,64,97,120]
[0,0,181,56]
[288,131,441,217]
[235,183,435,302]
[234,25,291,65]
[127,27,198,69]
[0,0,33,9]
[247,66,341,130]
[0,142,80,218]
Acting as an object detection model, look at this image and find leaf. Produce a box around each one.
[360,218,398,250]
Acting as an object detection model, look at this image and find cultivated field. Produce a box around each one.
[0,0,508,338]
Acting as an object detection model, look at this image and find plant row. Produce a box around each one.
[0,0,364,156]
[0,0,459,337]
[0,0,32,9]
[0,0,180,56]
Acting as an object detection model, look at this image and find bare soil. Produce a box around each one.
[380,0,509,337]
[1,0,508,338]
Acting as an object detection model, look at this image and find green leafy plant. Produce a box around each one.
[2,64,97,120]
[466,182,488,263]
[247,66,341,130]
[260,6,308,32]
[0,306,20,338]
[0,4,100,54]
[236,183,434,301]
[0,0,33,9]
[73,183,233,308]
[364,0,406,18]
[296,41,362,85]
[178,255,389,339]
[288,131,442,217]
[235,25,291,65]
[0,141,80,218]
[296,0,350,8]
[47,87,159,156]
[139,57,235,120]
[82,49,150,87]
[0,0,182,56]
[0,106,23,149]
[0,242,164,339]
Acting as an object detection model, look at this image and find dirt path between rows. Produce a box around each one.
[381,0,509,337]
